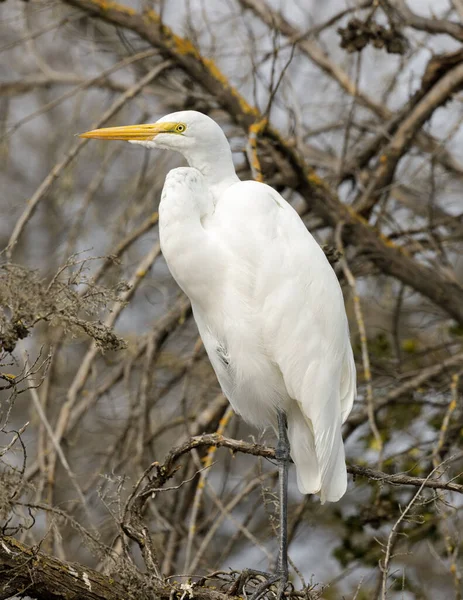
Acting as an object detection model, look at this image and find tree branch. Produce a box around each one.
[391,0,463,42]
[355,56,463,214]
[238,0,463,180]
[0,536,232,600]
[0,536,129,600]
[130,434,463,503]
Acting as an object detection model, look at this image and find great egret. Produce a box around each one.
[80,110,356,591]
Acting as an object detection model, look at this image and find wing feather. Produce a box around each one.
[210,180,356,500]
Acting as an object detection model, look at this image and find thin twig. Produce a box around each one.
[184,405,234,571]
[5,60,171,260]
[380,462,445,599]
[335,223,382,466]
[22,351,92,522]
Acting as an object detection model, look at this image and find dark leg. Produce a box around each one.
[245,410,290,600]
[275,409,289,589]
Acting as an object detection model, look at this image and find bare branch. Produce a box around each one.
[391,0,463,42]
[5,60,171,259]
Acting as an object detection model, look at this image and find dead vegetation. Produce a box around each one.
[0,260,128,352]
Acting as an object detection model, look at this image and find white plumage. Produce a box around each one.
[80,110,356,503]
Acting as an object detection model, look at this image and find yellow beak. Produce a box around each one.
[78,122,178,141]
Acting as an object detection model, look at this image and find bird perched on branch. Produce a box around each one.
[80,110,356,593]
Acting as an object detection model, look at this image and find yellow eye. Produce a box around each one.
[176,123,186,133]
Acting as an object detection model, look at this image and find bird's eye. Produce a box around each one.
[176,124,186,133]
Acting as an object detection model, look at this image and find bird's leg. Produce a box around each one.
[275,408,290,593]
[246,410,290,600]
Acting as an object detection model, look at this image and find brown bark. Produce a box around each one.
[0,536,129,600]
[0,536,232,600]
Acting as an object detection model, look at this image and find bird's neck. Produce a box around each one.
[184,146,239,202]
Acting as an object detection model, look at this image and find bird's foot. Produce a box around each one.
[229,568,289,600]
[249,570,288,600]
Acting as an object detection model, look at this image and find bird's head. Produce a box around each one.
[79,110,238,186]
[79,110,228,156]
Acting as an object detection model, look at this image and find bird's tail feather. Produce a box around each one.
[287,404,320,495]
[287,400,347,503]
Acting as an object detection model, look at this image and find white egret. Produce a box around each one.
[80,111,356,592]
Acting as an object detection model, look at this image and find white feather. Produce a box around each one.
[155,111,356,501]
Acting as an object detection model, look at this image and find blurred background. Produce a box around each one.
[1,1,463,598]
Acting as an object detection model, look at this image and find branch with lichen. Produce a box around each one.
[246,118,268,182]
